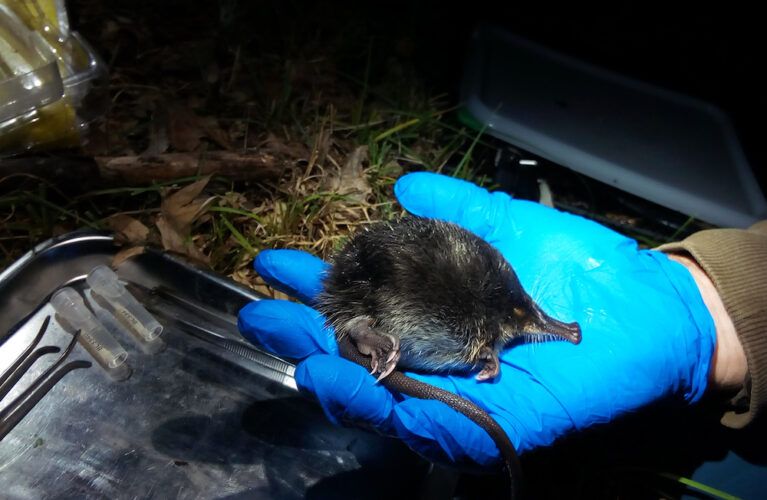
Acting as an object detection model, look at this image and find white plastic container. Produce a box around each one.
[86,265,166,354]
[461,24,767,228]
[0,1,106,154]
[50,286,131,380]
[0,5,64,127]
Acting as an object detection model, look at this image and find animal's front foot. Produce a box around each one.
[369,334,400,382]
[475,346,500,381]
[345,316,401,382]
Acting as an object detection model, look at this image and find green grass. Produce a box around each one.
[0,0,705,278]
[658,472,741,500]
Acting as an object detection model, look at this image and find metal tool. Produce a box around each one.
[0,316,91,441]
[126,281,297,390]
[0,316,59,401]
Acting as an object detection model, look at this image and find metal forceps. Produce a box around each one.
[0,316,91,441]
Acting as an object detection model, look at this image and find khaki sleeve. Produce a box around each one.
[658,221,767,428]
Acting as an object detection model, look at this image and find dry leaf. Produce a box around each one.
[156,175,216,263]
[168,106,205,152]
[106,214,150,245]
[112,246,146,267]
[156,216,209,263]
[200,116,233,150]
[161,176,212,217]
[231,269,292,301]
[322,145,372,202]
[169,105,233,152]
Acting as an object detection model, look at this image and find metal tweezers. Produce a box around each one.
[0,316,91,441]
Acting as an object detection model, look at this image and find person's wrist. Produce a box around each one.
[665,253,747,392]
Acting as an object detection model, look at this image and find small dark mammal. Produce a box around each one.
[318,216,581,380]
[316,216,582,499]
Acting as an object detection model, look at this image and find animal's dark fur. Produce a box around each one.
[316,216,560,374]
[318,216,580,499]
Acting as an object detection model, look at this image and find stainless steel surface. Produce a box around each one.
[0,232,428,499]
[0,320,90,441]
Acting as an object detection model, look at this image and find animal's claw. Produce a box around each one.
[475,346,500,381]
[345,316,401,382]
[376,349,400,382]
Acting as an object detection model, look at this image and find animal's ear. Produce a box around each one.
[500,304,538,340]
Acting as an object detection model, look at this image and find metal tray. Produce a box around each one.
[0,232,430,499]
[4,232,765,499]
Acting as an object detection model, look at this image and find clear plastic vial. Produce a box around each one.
[49,286,131,380]
[86,265,164,345]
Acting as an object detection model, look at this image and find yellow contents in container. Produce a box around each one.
[0,0,104,154]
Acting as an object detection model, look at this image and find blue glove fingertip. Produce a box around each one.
[394,172,508,239]
[295,355,396,431]
[254,249,328,304]
[392,398,501,468]
[394,172,482,219]
[238,300,338,358]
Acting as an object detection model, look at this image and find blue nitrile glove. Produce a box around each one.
[238,172,716,468]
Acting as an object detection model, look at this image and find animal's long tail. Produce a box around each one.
[339,337,521,500]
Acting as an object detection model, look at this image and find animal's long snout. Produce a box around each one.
[526,301,582,344]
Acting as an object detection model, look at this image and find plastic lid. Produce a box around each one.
[50,287,93,329]
[0,5,64,123]
[86,265,125,299]
[461,25,767,228]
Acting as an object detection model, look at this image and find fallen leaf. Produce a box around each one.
[168,106,204,152]
[105,214,150,245]
[156,216,210,263]
[200,116,233,150]
[322,145,372,202]
[112,246,146,267]
[156,176,216,263]
[162,176,212,217]
[230,269,292,301]
[168,105,233,152]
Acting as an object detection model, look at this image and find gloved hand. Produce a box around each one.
[238,172,716,468]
